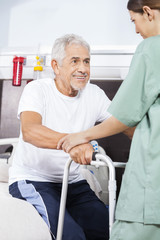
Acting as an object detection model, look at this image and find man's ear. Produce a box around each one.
[51,59,60,74]
[143,6,154,21]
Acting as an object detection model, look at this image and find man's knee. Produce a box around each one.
[61,215,86,240]
[62,224,86,240]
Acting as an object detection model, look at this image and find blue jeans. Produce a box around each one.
[9,180,109,240]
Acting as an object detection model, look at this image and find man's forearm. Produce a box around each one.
[20,111,67,149]
[22,124,67,149]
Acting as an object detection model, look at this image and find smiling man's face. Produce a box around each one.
[53,44,90,97]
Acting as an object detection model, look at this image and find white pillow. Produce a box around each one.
[0,161,52,239]
[0,161,9,183]
[0,182,10,197]
[0,197,52,240]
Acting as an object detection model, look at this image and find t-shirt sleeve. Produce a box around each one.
[108,51,158,127]
[18,82,44,119]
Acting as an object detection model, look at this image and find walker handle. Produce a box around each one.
[92,151,98,160]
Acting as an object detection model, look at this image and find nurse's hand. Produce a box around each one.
[57,132,87,153]
[69,143,93,165]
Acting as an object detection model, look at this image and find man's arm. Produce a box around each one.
[21,111,94,164]
[21,111,67,149]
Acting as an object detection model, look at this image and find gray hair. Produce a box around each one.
[51,34,90,65]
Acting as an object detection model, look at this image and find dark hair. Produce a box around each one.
[127,0,160,13]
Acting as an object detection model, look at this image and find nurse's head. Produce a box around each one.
[127,0,160,38]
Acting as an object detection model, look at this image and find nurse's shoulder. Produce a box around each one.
[135,35,160,57]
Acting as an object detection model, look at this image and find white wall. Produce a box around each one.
[0,0,142,49]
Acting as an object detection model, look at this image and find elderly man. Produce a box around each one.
[9,34,111,240]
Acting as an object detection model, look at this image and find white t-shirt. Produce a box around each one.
[9,78,111,184]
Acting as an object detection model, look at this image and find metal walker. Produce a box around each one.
[56,152,126,240]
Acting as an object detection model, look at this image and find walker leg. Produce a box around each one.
[56,158,73,240]
[56,153,117,239]
[91,153,117,236]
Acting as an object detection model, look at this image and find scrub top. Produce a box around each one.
[108,35,160,224]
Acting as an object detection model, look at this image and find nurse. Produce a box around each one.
[58,0,160,239]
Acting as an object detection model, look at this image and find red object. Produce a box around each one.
[26,80,33,84]
[12,56,25,86]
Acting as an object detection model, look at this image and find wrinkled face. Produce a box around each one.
[55,44,90,96]
[129,10,153,39]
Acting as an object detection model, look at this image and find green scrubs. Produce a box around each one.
[109,35,160,238]
[110,220,160,240]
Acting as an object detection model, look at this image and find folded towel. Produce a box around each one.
[80,168,102,198]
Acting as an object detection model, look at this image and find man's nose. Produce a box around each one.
[77,62,87,73]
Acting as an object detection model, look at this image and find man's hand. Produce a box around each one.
[69,143,93,165]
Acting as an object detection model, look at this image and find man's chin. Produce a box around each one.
[71,82,88,91]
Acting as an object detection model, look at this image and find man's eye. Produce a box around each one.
[72,60,77,63]
[84,60,90,64]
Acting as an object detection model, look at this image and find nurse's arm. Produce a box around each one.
[123,127,136,139]
[57,116,130,152]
